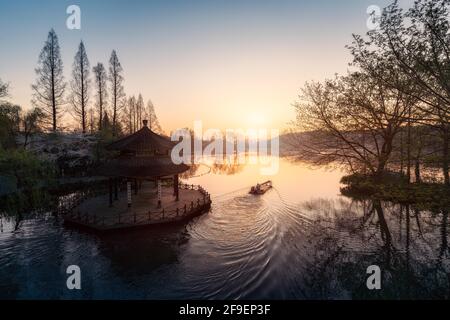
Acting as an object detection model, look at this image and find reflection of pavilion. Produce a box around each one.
[64,120,211,231]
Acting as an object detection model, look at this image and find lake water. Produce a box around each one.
[0,157,448,299]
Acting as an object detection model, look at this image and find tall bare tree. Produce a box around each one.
[70,41,90,134]
[125,95,136,134]
[92,62,107,131]
[136,94,144,129]
[31,29,66,132]
[145,99,163,134]
[88,107,95,134]
[108,50,125,137]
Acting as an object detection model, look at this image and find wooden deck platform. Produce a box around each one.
[63,182,211,232]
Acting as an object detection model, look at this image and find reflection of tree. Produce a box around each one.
[96,225,189,277]
[180,156,245,179]
[210,162,244,176]
[440,210,449,260]
[180,163,201,179]
[298,197,449,299]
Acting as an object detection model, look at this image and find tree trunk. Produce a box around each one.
[113,93,117,137]
[406,108,411,183]
[81,53,86,134]
[99,87,103,131]
[375,136,393,179]
[443,128,449,186]
[415,158,421,184]
[400,129,404,174]
[50,35,57,132]
[23,131,29,148]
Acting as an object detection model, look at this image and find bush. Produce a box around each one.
[0,149,56,216]
[341,172,449,210]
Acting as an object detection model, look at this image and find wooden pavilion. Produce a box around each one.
[63,120,211,232]
[98,119,189,208]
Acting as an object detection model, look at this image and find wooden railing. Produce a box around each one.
[57,187,108,216]
[64,183,211,229]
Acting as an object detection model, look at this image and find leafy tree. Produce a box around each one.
[0,102,21,149]
[0,149,55,225]
[22,107,44,147]
[292,72,413,178]
[349,0,450,184]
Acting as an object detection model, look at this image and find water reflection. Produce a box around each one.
[298,198,449,299]
[0,157,448,299]
[95,225,189,276]
[180,156,245,179]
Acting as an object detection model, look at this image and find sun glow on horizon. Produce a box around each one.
[246,112,267,127]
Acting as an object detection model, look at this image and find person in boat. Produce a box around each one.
[256,183,261,192]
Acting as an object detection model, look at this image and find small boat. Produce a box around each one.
[249,180,272,195]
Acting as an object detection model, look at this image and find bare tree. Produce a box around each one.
[31,29,66,132]
[92,62,107,131]
[136,93,144,129]
[108,50,125,137]
[0,78,8,101]
[70,41,90,134]
[88,107,95,134]
[349,0,450,184]
[292,72,413,178]
[145,99,163,134]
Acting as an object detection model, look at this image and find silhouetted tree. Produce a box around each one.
[99,110,114,139]
[23,107,44,147]
[92,62,107,131]
[349,0,450,184]
[292,72,414,178]
[70,41,90,134]
[0,78,8,101]
[0,102,21,149]
[136,93,144,129]
[108,50,125,137]
[31,29,65,132]
[145,99,163,134]
[125,95,136,134]
[88,107,95,134]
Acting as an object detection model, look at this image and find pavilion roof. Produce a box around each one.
[99,120,189,178]
[97,155,190,179]
[106,120,174,153]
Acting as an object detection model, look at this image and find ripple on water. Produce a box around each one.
[1,169,448,299]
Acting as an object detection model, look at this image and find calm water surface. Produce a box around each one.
[0,158,449,299]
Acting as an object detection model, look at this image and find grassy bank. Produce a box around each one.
[340,173,450,211]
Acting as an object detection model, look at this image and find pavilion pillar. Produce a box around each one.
[109,178,113,207]
[157,179,162,208]
[114,178,118,200]
[174,174,179,201]
[127,181,132,207]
